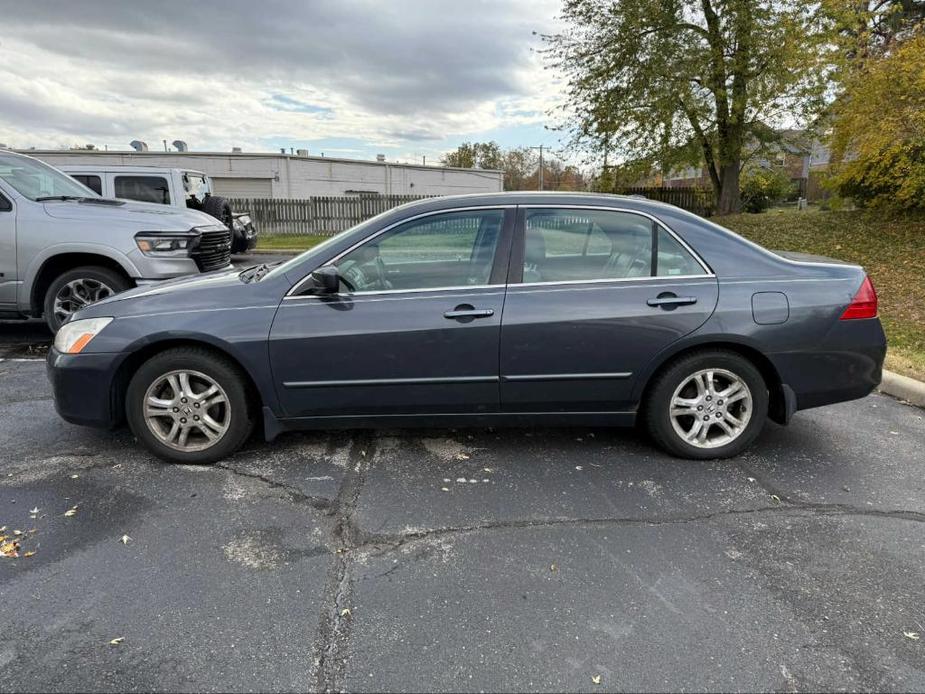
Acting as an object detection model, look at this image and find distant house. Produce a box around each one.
[659,129,832,199]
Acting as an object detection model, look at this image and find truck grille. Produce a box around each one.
[191,229,232,271]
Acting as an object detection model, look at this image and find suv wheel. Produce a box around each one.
[44,266,130,333]
[201,195,233,229]
[125,347,254,464]
[644,350,768,459]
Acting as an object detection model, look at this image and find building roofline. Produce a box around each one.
[15,149,504,175]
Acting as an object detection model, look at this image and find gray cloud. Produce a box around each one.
[2,0,547,116]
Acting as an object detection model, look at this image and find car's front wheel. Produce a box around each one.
[644,350,768,459]
[125,347,254,464]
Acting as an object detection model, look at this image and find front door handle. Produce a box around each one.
[444,306,495,320]
[647,294,698,308]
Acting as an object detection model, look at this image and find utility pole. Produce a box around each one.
[530,145,545,190]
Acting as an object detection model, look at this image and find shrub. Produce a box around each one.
[829,34,925,210]
[739,167,795,213]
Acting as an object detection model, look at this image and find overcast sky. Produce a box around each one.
[0,0,564,163]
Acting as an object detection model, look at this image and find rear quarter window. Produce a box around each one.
[656,228,707,276]
[70,174,102,195]
[114,175,171,205]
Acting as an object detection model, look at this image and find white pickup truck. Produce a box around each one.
[59,165,257,254]
[0,151,233,331]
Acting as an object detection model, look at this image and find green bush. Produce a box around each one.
[740,167,796,213]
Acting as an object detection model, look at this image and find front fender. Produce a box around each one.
[21,243,141,312]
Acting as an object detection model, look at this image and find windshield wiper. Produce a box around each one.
[239,262,279,283]
[239,263,268,283]
[35,195,83,202]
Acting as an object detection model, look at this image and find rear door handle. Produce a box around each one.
[647,295,698,307]
[444,308,495,319]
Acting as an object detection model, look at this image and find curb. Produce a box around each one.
[879,369,925,408]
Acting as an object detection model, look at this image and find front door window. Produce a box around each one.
[334,209,504,292]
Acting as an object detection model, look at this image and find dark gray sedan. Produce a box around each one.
[47,193,886,464]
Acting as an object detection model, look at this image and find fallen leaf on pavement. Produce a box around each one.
[64,506,79,517]
[1,540,20,558]
[109,637,124,645]
[23,551,35,558]
[29,508,39,514]
[456,453,470,461]
[120,535,132,545]
[70,474,79,479]
[592,675,602,685]
[904,631,920,640]
[770,494,781,504]
[441,487,450,492]
[340,608,351,617]
[550,563,558,572]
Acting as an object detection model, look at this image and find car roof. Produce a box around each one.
[390,190,685,217]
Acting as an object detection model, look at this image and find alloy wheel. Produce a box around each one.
[142,370,231,452]
[53,278,115,324]
[669,368,753,449]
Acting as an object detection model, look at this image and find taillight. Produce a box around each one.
[840,275,878,320]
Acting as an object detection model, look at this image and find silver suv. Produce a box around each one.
[0,151,232,331]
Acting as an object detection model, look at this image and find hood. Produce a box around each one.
[88,268,247,312]
[42,198,216,230]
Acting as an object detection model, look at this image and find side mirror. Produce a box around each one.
[310,266,340,294]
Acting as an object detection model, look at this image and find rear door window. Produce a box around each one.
[521,208,654,283]
[114,175,171,205]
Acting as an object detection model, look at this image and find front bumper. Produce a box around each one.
[46,347,124,429]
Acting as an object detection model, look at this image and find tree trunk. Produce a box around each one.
[716,161,741,214]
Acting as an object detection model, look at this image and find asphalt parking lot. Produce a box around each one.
[1,260,924,692]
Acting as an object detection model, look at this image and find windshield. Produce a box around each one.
[0,153,99,201]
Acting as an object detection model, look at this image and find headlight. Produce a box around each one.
[54,317,113,354]
[135,231,197,257]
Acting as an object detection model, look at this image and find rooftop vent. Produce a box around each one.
[231,147,242,153]
[130,140,148,152]
[172,140,188,152]
[296,149,309,157]
[376,154,386,162]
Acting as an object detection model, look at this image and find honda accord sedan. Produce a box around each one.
[47,193,886,464]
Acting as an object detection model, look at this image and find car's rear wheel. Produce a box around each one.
[644,350,768,459]
[43,266,130,333]
[125,347,254,464]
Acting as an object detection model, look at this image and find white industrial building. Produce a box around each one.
[21,150,503,199]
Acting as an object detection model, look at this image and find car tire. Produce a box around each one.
[644,349,768,460]
[125,347,255,465]
[43,265,131,333]
[202,195,234,229]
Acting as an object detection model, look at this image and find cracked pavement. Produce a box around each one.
[1,321,925,691]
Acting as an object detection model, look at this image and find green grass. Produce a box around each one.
[721,208,925,381]
[258,233,331,251]
[259,209,925,380]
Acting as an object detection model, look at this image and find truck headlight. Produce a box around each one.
[54,317,113,354]
[135,231,197,256]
